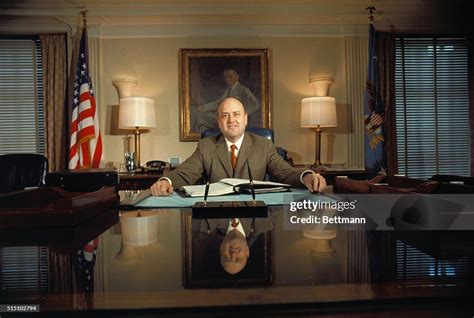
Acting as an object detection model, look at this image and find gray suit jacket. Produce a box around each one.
[168,132,305,189]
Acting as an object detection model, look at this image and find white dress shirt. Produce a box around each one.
[226,217,246,237]
[224,134,244,157]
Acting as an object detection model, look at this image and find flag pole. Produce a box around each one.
[68,9,103,169]
[363,5,387,177]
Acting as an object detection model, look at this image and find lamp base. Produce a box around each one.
[311,239,336,256]
[134,127,141,168]
[312,126,322,171]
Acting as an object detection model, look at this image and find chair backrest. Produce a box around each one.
[201,127,274,143]
[0,154,48,193]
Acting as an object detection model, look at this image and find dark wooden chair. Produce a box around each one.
[0,153,48,192]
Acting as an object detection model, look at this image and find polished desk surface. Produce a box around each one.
[1,188,473,316]
[118,166,367,190]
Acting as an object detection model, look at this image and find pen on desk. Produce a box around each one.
[203,159,213,206]
[247,160,256,205]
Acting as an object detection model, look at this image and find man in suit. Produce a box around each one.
[150,97,326,195]
[193,216,273,275]
[194,68,260,133]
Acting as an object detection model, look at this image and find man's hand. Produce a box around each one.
[150,179,174,196]
[303,172,326,193]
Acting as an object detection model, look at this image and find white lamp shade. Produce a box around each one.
[120,211,159,246]
[119,97,156,129]
[301,96,337,128]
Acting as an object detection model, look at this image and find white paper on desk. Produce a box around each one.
[180,178,291,197]
[180,182,234,197]
[219,178,290,187]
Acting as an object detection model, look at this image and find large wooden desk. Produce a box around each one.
[0,186,118,228]
[292,164,367,185]
[119,166,367,190]
[1,188,473,317]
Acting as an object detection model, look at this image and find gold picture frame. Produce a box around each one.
[179,48,270,141]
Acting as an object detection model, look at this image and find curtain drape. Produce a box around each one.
[344,37,368,169]
[376,31,397,175]
[40,34,67,172]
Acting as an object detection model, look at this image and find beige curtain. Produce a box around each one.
[40,34,67,172]
[344,37,368,169]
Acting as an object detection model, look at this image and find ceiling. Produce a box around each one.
[0,0,471,35]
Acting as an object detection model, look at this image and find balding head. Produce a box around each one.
[219,229,250,275]
[217,97,248,142]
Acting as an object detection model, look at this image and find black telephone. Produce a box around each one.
[144,160,166,174]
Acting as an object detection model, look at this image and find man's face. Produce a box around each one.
[223,69,238,87]
[219,229,249,275]
[217,98,247,142]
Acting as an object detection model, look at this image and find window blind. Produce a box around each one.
[395,37,470,179]
[0,246,48,300]
[0,39,44,155]
[396,240,470,287]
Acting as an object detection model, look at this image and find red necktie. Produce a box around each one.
[231,218,239,228]
[230,144,237,170]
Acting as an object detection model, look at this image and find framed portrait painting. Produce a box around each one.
[183,213,273,288]
[179,48,270,141]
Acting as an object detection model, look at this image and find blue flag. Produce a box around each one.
[364,24,386,177]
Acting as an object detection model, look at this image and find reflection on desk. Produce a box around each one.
[132,189,334,208]
[1,204,473,316]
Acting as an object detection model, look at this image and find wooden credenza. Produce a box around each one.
[119,172,163,190]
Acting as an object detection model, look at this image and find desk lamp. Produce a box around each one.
[119,97,156,168]
[301,77,337,168]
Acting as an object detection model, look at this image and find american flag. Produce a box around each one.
[76,238,99,292]
[68,27,103,169]
[74,238,99,309]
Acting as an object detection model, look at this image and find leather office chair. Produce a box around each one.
[0,154,48,193]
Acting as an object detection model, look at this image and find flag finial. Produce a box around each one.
[366,6,376,24]
[81,10,88,27]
